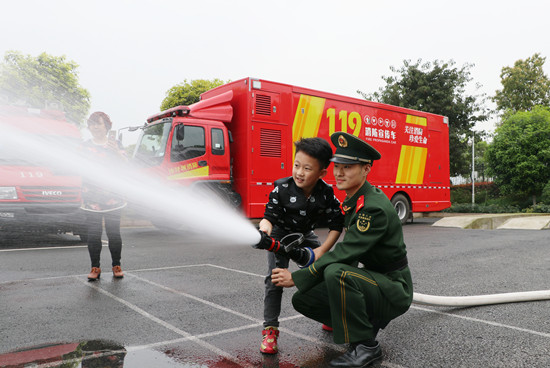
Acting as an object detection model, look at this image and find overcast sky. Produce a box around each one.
[1,0,549,138]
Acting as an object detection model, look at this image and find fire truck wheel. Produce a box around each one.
[217,187,242,208]
[391,194,410,225]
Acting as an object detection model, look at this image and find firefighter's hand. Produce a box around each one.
[313,247,325,261]
[272,268,294,288]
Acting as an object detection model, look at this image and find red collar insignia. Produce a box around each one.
[356,195,365,213]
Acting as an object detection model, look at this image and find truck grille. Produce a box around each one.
[20,186,81,202]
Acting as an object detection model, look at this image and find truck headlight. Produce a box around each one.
[0,187,18,200]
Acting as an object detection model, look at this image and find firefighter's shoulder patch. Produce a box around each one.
[356,212,371,232]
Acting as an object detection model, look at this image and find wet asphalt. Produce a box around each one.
[1,218,550,367]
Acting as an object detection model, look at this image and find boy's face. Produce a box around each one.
[333,162,371,197]
[292,151,327,195]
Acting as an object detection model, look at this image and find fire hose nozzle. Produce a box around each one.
[252,230,282,252]
[252,231,314,269]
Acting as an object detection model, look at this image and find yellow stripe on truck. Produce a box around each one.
[168,165,209,180]
[293,95,326,142]
[395,145,427,184]
[406,115,427,126]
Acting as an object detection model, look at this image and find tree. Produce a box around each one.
[486,106,550,205]
[361,59,490,177]
[0,51,90,125]
[493,53,550,116]
[160,78,227,110]
[472,138,490,182]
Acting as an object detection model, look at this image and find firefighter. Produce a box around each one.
[272,132,413,367]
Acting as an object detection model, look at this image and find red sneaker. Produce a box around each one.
[322,324,333,332]
[260,327,279,354]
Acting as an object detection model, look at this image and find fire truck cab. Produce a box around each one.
[0,105,86,238]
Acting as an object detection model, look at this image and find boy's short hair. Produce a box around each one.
[294,137,333,169]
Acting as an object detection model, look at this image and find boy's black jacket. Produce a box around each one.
[263,177,344,234]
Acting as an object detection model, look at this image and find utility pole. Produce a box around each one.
[471,132,475,208]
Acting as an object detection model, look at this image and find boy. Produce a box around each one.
[258,137,344,354]
[272,132,413,367]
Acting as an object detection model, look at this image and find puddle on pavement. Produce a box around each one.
[0,338,345,367]
[0,339,316,368]
[0,340,184,368]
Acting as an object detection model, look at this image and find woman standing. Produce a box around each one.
[82,111,127,281]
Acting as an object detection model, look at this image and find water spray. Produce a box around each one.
[0,117,259,247]
[3,110,550,309]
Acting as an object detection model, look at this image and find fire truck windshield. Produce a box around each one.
[133,121,172,166]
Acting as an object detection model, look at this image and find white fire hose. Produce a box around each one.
[413,290,550,307]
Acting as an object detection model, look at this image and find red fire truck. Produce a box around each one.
[0,105,86,238]
[134,78,450,223]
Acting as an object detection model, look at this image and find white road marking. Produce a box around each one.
[76,276,255,368]
[411,305,550,338]
[0,240,108,252]
[128,271,341,350]
[2,259,549,361]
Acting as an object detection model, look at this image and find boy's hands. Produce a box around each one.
[258,219,273,235]
[272,268,294,288]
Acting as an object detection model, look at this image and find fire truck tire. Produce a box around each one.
[218,187,242,208]
[391,194,410,225]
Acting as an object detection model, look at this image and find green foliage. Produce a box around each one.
[486,106,550,202]
[160,78,227,111]
[449,180,550,213]
[451,182,501,204]
[473,139,491,181]
[524,204,550,213]
[362,59,490,177]
[493,53,550,116]
[0,51,90,125]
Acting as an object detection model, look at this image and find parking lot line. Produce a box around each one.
[0,240,108,252]
[5,261,549,348]
[76,276,256,368]
[202,264,550,341]
[411,305,550,338]
[129,272,261,322]
[128,270,342,350]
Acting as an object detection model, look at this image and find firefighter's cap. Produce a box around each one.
[329,132,381,164]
